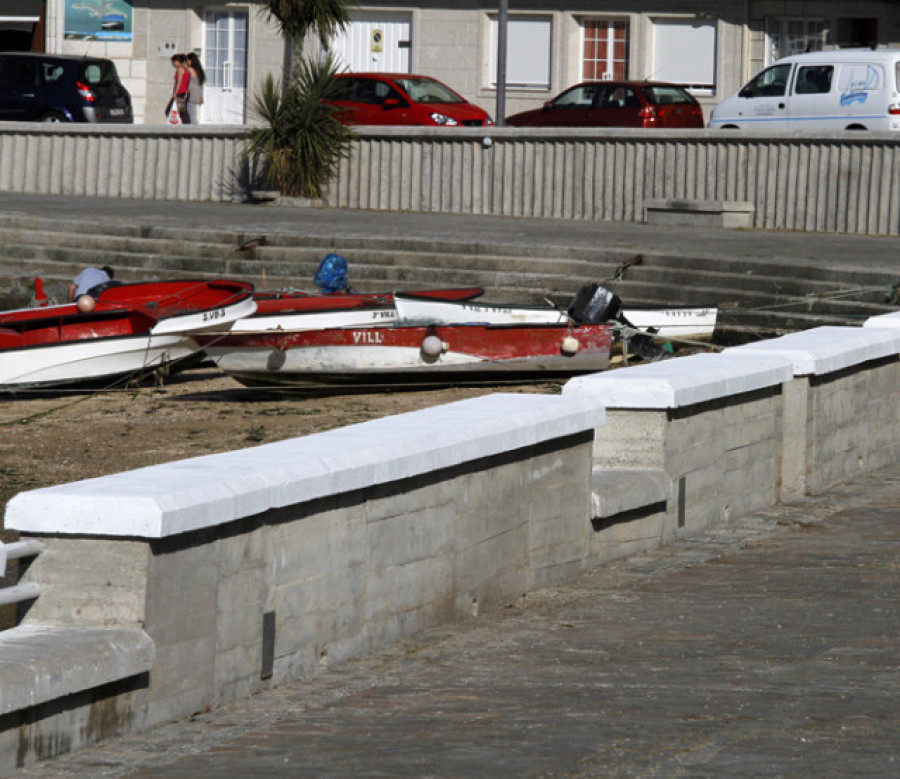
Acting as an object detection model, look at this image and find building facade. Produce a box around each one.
[5,1,900,125]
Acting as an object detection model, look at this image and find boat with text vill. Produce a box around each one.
[0,279,255,391]
[197,319,614,391]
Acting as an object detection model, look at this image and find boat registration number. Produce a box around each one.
[202,308,228,322]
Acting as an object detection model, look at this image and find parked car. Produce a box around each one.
[505,80,704,129]
[709,49,900,132]
[0,52,133,123]
[328,72,492,127]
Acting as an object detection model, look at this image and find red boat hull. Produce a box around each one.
[1,279,255,390]
[200,321,613,390]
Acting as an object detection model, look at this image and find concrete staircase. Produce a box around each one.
[0,214,895,341]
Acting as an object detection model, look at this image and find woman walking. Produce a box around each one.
[186,53,206,124]
[169,53,191,123]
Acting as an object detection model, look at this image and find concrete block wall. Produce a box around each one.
[2,323,899,770]
[7,394,600,740]
[2,125,900,235]
[728,326,900,496]
[565,352,792,549]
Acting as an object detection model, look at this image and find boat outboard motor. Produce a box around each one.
[567,283,621,324]
[314,253,353,294]
[568,282,668,362]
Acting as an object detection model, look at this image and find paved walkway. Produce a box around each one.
[1,192,899,272]
[19,464,900,777]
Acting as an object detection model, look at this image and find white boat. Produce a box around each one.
[393,293,567,325]
[617,306,718,341]
[394,291,717,342]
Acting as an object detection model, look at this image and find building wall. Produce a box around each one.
[36,2,900,125]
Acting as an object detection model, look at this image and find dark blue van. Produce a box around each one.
[0,52,133,123]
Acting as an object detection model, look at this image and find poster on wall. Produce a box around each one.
[65,0,133,41]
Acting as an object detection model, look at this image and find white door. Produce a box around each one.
[330,12,411,72]
[202,9,248,124]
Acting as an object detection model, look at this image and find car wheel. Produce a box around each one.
[845,124,867,131]
[38,111,67,123]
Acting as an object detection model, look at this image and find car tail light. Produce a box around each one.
[76,81,96,102]
[888,103,900,115]
[639,105,657,127]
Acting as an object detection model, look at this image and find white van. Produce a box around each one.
[709,49,900,131]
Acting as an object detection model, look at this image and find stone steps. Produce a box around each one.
[0,217,895,337]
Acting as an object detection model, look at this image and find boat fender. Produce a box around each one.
[421,334,445,358]
[561,336,580,355]
[76,295,96,313]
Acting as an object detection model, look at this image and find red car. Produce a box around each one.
[328,72,492,127]
[505,80,704,129]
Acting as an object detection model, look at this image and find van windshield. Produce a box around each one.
[740,63,791,98]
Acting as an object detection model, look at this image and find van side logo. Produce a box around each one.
[841,65,879,106]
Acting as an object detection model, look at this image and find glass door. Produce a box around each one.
[202,9,248,124]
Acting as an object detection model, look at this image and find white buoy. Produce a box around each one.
[561,336,579,355]
[76,295,96,313]
[421,335,445,357]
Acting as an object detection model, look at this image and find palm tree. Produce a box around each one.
[262,0,353,56]
[246,1,356,199]
[244,56,353,198]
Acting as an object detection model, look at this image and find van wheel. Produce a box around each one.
[845,124,867,131]
[721,124,740,129]
[38,111,67,123]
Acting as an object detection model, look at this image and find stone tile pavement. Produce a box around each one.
[17,464,899,777]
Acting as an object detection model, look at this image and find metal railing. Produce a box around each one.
[0,539,43,614]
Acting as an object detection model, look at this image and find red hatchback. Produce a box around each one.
[328,72,492,127]
[505,80,704,129]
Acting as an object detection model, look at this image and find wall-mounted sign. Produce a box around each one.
[371,29,383,53]
[65,0,133,42]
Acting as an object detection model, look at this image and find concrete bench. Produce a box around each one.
[0,626,154,716]
[591,468,671,519]
[643,198,755,229]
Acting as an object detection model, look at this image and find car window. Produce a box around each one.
[602,86,640,109]
[553,85,598,108]
[395,78,463,104]
[740,63,792,98]
[330,77,358,101]
[0,57,38,89]
[41,62,65,85]
[79,61,117,87]
[642,86,694,105]
[795,65,833,95]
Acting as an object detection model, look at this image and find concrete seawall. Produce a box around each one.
[2,124,899,235]
[1,312,898,773]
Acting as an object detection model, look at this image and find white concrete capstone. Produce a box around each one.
[562,352,793,409]
[864,311,900,330]
[0,542,5,577]
[725,325,900,376]
[4,393,604,539]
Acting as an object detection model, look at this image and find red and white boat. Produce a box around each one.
[234,286,485,333]
[0,279,255,391]
[197,321,613,390]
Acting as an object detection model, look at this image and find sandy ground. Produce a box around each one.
[0,365,562,541]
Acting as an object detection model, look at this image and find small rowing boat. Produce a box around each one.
[0,279,255,391]
[198,320,613,391]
